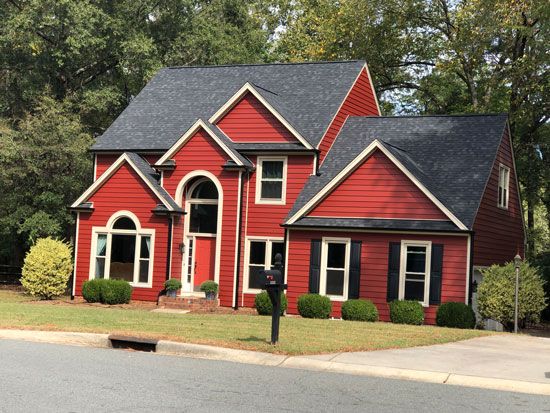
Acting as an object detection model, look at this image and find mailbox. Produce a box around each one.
[260,253,287,345]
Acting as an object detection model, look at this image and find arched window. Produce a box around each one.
[92,212,154,287]
[187,178,218,234]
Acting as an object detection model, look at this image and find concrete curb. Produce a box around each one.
[1,329,549,396]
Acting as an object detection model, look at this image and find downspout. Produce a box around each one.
[468,232,475,305]
[233,170,247,310]
[283,228,288,281]
[166,215,173,281]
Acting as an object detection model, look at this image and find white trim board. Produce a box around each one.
[208,82,313,150]
[156,119,245,167]
[71,153,175,211]
[285,139,468,231]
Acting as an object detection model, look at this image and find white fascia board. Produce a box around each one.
[156,119,243,166]
[208,82,313,150]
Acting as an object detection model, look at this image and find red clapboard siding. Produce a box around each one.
[318,68,379,161]
[217,92,298,143]
[162,129,241,307]
[473,129,524,266]
[308,149,448,220]
[95,154,160,180]
[75,163,169,301]
[286,230,469,325]
[237,154,315,308]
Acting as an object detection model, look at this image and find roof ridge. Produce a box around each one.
[164,60,364,70]
[353,113,508,119]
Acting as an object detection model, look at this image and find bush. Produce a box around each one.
[199,280,218,294]
[477,261,546,330]
[436,302,475,329]
[21,237,73,300]
[389,300,424,325]
[532,252,550,321]
[164,278,182,291]
[82,279,132,305]
[341,299,379,322]
[254,291,288,316]
[297,294,332,319]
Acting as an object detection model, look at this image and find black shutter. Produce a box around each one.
[429,244,444,305]
[309,239,321,293]
[387,242,400,302]
[348,241,362,299]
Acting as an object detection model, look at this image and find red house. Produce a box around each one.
[70,61,524,323]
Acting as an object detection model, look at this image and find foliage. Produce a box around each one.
[164,278,182,292]
[341,299,379,322]
[199,280,219,294]
[81,278,132,305]
[389,300,424,325]
[20,237,72,299]
[532,252,550,321]
[254,291,288,316]
[297,294,332,319]
[436,302,476,329]
[477,261,546,330]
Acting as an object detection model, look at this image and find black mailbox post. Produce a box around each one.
[260,253,287,345]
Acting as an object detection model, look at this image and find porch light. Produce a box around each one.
[179,242,185,254]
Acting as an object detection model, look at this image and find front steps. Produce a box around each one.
[159,295,219,312]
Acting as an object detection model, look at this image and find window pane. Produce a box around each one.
[261,181,282,199]
[327,243,346,268]
[96,234,107,256]
[189,204,218,233]
[271,242,284,267]
[248,265,265,289]
[140,236,150,259]
[262,161,283,179]
[139,260,149,284]
[110,234,135,282]
[95,258,105,278]
[326,269,344,296]
[112,217,136,230]
[405,280,425,301]
[191,180,218,199]
[406,247,426,273]
[249,241,266,265]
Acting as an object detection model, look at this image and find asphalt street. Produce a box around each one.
[0,339,547,413]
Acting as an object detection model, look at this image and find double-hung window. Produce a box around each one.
[245,238,285,291]
[255,157,287,205]
[498,164,510,209]
[398,241,431,306]
[320,238,350,300]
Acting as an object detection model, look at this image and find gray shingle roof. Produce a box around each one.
[286,217,461,232]
[92,61,366,152]
[286,114,508,230]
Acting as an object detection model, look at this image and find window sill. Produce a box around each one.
[243,288,264,295]
[255,199,286,206]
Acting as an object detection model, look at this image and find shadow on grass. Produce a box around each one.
[237,336,270,344]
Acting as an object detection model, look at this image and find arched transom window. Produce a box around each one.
[187,178,219,234]
[91,212,155,287]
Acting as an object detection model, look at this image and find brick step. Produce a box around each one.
[159,295,219,310]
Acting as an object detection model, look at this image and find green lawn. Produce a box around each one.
[0,290,491,355]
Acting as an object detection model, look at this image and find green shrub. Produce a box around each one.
[199,280,219,294]
[436,302,475,329]
[341,299,379,322]
[81,279,132,305]
[297,294,332,319]
[164,278,182,291]
[477,261,546,330]
[389,300,424,325]
[254,291,288,315]
[21,237,73,299]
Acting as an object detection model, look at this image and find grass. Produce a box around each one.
[0,290,491,355]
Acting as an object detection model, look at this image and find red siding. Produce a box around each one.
[217,93,297,143]
[75,163,169,301]
[473,129,524,266]
[318,69,379,161]
[95,154,160,180]
[286,230,469,324]
[308,149,448,220]
[162,129,241,307]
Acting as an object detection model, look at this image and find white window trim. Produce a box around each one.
[498,164,510,210]
[89,211,155,288]
[255,156,287,205]
[320,237,351,301]
[398,240,432,307]
[243,236,284,294]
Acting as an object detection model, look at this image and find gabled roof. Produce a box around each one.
[92,61,366,152]
[71,152,182,212]
[287,114,508,230]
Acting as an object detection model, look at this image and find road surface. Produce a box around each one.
[0,340,546,412]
